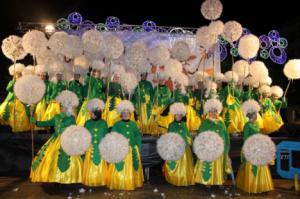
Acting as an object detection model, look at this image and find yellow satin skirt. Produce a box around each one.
[256,113,264,130]
[103,97,122,128]
[82,147,108,186]
[222,107,245,134]
[236,161,274,193]
[8,99,30,132]
[0,99,9,125]
[34,100,48,130]
[186,105,201,132]
[76,100,91,126]
[194,154,231,185]
[106,146,144,190]
[262,110,283,134]
[43,101,60,121]
[30,136,83,184]
[146,105,173,135]
[138,103,151,133]
[163,147,194,186]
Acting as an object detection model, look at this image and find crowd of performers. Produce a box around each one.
[0,62,287,193]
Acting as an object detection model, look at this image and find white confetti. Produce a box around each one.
[13,187,19,192]
[210,193,216,198]
[78,188,86,194]
[153,188,159,193]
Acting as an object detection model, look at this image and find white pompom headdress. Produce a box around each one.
[241,99,261,115]
[170,102,187,116]
[203,98,223,114]
[87,98,105,112]
[116,100,135,114]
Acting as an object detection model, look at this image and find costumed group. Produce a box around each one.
[0,60,286,194]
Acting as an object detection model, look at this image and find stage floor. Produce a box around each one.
[0,176,299,199]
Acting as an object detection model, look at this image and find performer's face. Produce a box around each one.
[158,79,165,85]
[209,109,218,119]
[56,74,63,81]
[121,110,131,120]
[39,73,47,80]
[61,106,67,113]
[94,70,101,78]
[175,114,183,122]
[74,74,80,80]
[141,73,147,80]
[248,112,257,123]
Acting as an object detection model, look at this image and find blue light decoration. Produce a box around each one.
[96,23,107,31]
[105,16,120,30]
[56,18,70,30]
[268,30,280,42]
[219,44,227,62]
[242,28,251,36]
[259,35,271,49]
[142,20,157,32]
[80,20,95,31]
[269,46,287,64]
[67,12,83,25]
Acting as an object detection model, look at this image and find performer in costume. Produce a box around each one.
[242,76,263,129]
[106,100,144,190]
[219,71,245,135]
[82,99,108,186]
[163,102,194,186]
[103,73,124,128]
[259,85,284,134]
[132,72,154,133]
[68,66,84,115]
[271,85,287,120]
[4,64,31,132]
[194,98,231,185]
[0,64,24,125]
[236,99,274,193]
[43,69,67,121]
[33,65,49,130]
[77,61,106,126]
[149,73,172,135]
[30,90,83,183]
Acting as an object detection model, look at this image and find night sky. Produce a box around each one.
[1,0,300,105]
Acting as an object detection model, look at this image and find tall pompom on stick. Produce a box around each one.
[200,0,223,21]
[171,41,191,62]
[223,21,243,44]
[283,59,300,98]
[14,74,46,159]
[2,35,27,62]
[82,29,104,54]
[22,30,48,57]
[238,34,260,60]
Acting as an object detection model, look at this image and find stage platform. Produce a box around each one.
[0,125,299,179]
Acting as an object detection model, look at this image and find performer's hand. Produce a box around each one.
[30,117,36,124]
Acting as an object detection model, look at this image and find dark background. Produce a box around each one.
[0,0,300,105]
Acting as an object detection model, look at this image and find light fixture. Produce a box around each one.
[45,24,55,34]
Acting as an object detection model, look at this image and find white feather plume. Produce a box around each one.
[223,21,243,43]
[238,34,260,59]
[2,35,27,61]
[101,34,124,60]
[22,30,48,56]
[171,41,191,62]
[157,133,186,161]
[149,45,170,66]
[82,29,103,54]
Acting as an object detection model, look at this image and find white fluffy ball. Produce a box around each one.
[283,59,300,80]
[125,42,148,69]
[171,41,191,62]
[157,133,186,161]
[149,45,170,66]
[99,132,129,163]
[22,30,48,56]
[232,60,249,78]
[238,34,260,59]
[196,26,216,50]
[14,74,46,105]
[271,85,283,98]
[101,34,124,60]
[170,102,186,116]
[48,31,70,56]
[61,125,91,156]
[242,99,261,115]
[201,0,223,20]
[2,35,27,61]
[249,61,269,80]
[82,29,103,54]
[164,58,183,77]
[120,72,138,94]
[243,134,276,166]
[209,20,224,36]
[56,90,79,108]
[193,131,224,161]
[223,21,243,43]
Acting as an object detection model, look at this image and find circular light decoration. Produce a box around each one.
[259,35,271,49]
[133,26,143,32]
[200,0,223,20]
[142,20,157,32]
[80,20,95,31]
[96,23,107,31]
[230,47,238,57]
[278,37,288,49]
[67,12,83,25]
[56,18,70,30]
[105,16,120,30]
[269,46,287,64]
[242,28,251,36]
[219,44,228,62]
[260,49,269,60]
[268,30,280,42]
[219,37,228,45]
